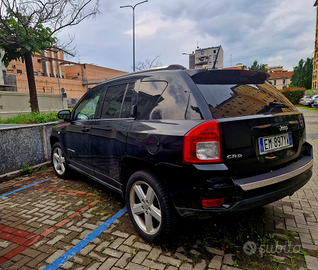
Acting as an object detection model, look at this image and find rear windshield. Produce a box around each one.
[197,83,297,119]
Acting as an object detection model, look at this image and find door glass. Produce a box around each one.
[101,84,127,119]
[74,88,102,120]
[121,83,136,118]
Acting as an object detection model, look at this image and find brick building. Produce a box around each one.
[1,48,126,99]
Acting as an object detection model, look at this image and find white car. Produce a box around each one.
[299,95,312,105]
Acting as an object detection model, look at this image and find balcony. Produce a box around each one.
[196,56,209,64]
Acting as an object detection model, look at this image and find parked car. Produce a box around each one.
[51,65,313,243]
[309,95,318,107]
[312,96,318,108]
[299,95,312,105]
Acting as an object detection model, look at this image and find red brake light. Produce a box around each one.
[183,120,222,163]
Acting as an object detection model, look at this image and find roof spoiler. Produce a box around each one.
[188,69,269,84]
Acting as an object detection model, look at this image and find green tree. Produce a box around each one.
[0,0,99,112]
[248,60,267,72]
[290,58,313,89]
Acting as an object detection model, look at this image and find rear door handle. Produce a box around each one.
[82,127,90,132]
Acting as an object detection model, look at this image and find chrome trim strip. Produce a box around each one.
[237,158,313,191]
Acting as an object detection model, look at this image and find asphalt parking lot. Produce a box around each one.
[0,108,317,270]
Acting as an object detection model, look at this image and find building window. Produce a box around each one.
[7,69,14,73]
[17,70,22,74]
[213,49,218,54]
[201,51,206,56]
[283,79,286,85]
[34,72,38,76]
[274,80,276,85]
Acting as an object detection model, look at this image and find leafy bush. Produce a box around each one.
[0,111,59,124]
[280,87,306,105]
[304,89,317,95]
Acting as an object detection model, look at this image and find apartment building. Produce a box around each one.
[268,71,293,90]
[1,48,126,99]
[194,46,224,69]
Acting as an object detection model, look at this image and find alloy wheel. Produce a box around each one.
[129,180,162,235]
[52,147,66,176]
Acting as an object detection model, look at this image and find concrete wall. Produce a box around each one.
[0,122,56,175]
[0,91,67,119]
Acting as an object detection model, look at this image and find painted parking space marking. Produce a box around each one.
[0,177,111,266]
[0,199,100,265]
[0,178,52,199]
[31,185,95,197]
[43,207,127,270]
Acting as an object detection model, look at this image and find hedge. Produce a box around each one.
[280,87,306,105]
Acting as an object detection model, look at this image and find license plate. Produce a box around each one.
[259,132,293,155]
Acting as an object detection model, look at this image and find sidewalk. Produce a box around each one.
[0,108,317,270]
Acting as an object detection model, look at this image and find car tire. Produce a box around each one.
[310,103,315,108]
[51,142,70,179]
[125,170,177,243]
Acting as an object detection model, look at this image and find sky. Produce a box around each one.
[56,0,317,73]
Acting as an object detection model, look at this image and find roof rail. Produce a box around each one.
[129,64,186,75]
[97,64,187,84]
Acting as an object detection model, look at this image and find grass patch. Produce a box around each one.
[296,105,318,112]
[0,111,59,124]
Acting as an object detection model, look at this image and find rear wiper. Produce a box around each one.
[268,101,289,108]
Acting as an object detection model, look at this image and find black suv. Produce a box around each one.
[51,65,313,242]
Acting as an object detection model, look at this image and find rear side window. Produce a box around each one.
[149,86,203,120]
[137,81,167,119]
[197,83,297,119]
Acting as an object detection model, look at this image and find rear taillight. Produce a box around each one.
[183,120,222,163]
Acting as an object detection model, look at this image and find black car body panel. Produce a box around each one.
[51,65,313,222]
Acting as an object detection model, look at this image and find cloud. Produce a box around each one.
[55,0,317,72]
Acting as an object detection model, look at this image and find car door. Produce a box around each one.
[64,87,103,174]
[90,81,137,191]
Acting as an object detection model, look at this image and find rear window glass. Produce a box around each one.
[197,83,297,119]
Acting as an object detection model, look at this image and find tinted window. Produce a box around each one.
[121,83,136,118]
[137,81,167,119]
[197,83,297,119]
[149,86,203,120]
[101,84,127,119]
[74,88,102,120]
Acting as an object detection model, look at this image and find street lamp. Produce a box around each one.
[120,0,148,72]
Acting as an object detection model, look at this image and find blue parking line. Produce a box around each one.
[0,178,52,198]
[43,207,128,270]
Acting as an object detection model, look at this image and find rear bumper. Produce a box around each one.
[234,155,313,191]
[174,142,313,218]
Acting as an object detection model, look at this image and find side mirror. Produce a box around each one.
[57,110,71,121]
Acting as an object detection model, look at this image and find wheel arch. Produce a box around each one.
[121,157,157,194]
